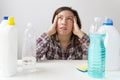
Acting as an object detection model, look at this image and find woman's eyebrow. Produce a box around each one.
[67,16,74,18]
[58,15,73,18]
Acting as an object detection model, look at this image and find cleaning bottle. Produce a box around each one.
[88,17,106,78]
[0,16,17,77]
[98,17,120,70]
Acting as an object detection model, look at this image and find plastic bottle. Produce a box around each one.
[98,18,120,70]
[88,17,106,78]
[22,22,37,72]
[89,17,102,33]
[0,16,17,77]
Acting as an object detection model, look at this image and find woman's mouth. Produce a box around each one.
[60,27,67,30]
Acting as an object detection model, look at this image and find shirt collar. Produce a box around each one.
[51,33,76,47]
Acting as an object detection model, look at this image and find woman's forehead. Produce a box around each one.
[57,10,74,17]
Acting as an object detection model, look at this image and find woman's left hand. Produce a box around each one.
[73,16,84,38]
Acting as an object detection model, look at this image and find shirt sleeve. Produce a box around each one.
[78,33,90,58]
[36,33,50,61]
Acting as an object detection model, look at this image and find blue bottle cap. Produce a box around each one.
[103,18,113,26]
[3,16,8,20]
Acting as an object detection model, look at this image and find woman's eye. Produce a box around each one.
[66,17,73,21]
[58,16,63,20]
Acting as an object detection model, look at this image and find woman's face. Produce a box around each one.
[56,10,74,36]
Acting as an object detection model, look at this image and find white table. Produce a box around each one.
[0,60,120,80]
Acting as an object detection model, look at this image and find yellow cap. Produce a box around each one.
[8,16,15,25]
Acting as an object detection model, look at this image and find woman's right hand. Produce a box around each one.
[47,15,58,36]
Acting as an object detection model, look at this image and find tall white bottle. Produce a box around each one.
[0,16,17,77]
[0,16,8,75]
[98,18,120,70]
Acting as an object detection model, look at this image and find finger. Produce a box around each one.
[53,15,58,24]
[74,16,77,23]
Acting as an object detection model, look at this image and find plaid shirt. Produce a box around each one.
[36,33,90,61]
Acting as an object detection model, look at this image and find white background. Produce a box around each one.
[0,0,120,59]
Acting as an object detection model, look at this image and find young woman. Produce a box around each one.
[36,6,90,61]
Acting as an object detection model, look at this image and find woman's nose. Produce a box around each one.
[61,18,67,25]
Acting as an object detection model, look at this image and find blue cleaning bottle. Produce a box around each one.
[88,17,106,78]
[88,33,106,78]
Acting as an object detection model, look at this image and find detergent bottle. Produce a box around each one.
[98,17,120,70]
